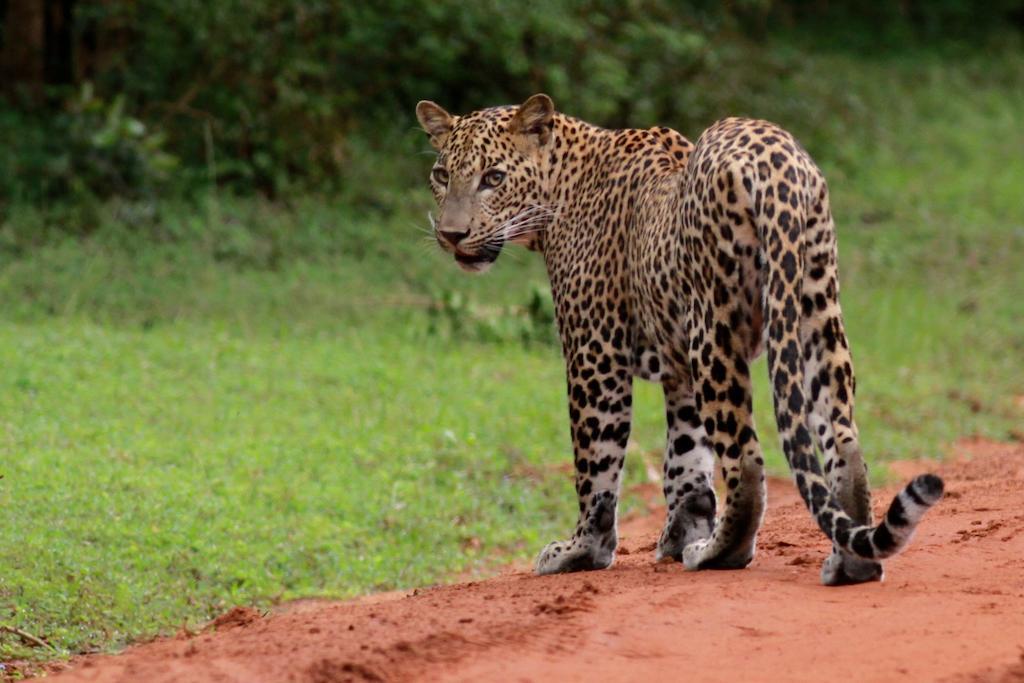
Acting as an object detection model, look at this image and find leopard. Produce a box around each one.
[415,93,944,585]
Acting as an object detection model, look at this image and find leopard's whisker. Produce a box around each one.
[502,217,549,233]
[497,207,556,241]
[409,221,435,237]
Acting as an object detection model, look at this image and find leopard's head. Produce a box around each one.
[415,94,557,273]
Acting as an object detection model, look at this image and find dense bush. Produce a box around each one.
[0,0,1021,202]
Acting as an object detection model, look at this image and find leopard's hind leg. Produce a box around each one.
[805,316,881,584]
[656,382,716,562]
[802,205,881,584]
[676,152,769,570]
[679,347,767,570]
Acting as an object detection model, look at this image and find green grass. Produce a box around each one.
[1,50,1023,661]
[0,320,564,653]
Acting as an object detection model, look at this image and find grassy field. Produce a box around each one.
[1,52,1023,661]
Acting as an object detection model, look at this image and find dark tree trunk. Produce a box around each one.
[43,0,75,86]
[0,0,47,96]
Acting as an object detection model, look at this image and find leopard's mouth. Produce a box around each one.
[454,251,494,265]
[452,242,503,272]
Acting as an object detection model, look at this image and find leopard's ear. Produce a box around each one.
[510,93,554,146]
[416,100,454,150]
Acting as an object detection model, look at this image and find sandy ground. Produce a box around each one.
[26,438,1024,682]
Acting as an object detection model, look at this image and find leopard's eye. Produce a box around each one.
[431,167,450,185]
[480,169,506,189]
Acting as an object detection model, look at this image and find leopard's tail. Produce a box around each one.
[755,173,943,561]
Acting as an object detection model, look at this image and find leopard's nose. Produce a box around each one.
[439,229,470,246]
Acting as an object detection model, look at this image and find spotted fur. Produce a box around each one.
[415,94,944,585]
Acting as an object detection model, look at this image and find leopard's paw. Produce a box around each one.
[656,489,716,562]
[535,538,615,575]
[820,549,883,586]
[682,535,755,570]
[681,539,710,570]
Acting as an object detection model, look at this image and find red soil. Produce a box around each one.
[36,439,1024,682]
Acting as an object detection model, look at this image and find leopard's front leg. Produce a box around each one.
[535,350,633,575]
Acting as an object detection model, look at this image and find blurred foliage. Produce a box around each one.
[24,83,176,203]
[427,285,558,347]
[0,0,1021,204]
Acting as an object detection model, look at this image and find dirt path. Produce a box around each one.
[39,439,1024,682]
